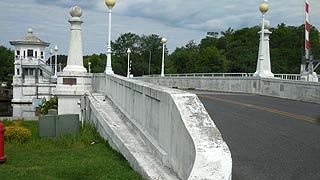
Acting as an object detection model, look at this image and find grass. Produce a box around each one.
[0,120,144,180]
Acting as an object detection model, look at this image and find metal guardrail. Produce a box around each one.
[144,73,254,78]
[273,74,301,81]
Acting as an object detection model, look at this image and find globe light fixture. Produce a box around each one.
[49,49,53,70]
[105,0,116,8]
[259,2,269,14]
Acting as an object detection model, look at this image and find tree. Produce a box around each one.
[111,32,141,76]
[109,33,165,76]
[196,46,227,73]
[140,34,164,75]
[168,40,199,73]
[0,46,14,87]
[270,24,320,74]
[83,53,106,73]
[223,26,260,73]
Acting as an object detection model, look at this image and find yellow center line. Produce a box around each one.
[198,94,319,124]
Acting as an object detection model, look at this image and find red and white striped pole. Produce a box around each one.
[305,0,310,60]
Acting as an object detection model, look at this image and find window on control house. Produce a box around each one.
[27,49,33,57]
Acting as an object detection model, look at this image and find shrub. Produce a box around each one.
[12,120,23,126]
[40,96,58,115]
[5,126,32,143]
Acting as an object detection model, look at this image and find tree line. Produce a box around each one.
[1,23,319,85]
[83,23,320,76]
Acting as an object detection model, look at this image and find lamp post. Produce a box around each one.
[127,48,131,78]
[49,49,53,70]
[88,62,91,73]
[54,45,58,78]
[254,0,273,78]
[148,50,151,75]
[105,0,116,74]
[160,37,167,77]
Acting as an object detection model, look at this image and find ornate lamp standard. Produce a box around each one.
[49,49,53,70]
[127,48,131,78]
[105,0,116,74]
[54,45,59,78]
[160,37,167,77]
[254,0,274,78]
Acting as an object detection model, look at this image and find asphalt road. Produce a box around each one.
[195,91,320,180]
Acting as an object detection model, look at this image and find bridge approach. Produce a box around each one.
[136,75,320,179]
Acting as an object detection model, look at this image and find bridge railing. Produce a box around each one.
[144,73,319,82]
[138,75,320,104]
[274,74,301,81]
[144,73,253,78]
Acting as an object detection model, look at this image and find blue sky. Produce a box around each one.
[1,0,320,55]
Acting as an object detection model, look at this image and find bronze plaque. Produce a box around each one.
[63,78,77,85]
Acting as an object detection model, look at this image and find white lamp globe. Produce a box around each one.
[161,38,167,43]
[54,45,59,52]
[105,0,116,8]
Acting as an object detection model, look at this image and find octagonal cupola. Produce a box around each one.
[10,29,50,60]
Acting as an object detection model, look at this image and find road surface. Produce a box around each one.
[195,91,320,180]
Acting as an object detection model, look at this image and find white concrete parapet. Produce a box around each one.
[87,74,232,180]
[91,73,106,94]
[138,76,320,104]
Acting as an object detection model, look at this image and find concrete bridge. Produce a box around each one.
[80,72,319,179]
[134,74,320,179]
[81,73,232,179]
[56,2,320,179]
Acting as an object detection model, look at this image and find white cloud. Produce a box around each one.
[1,0,320,55]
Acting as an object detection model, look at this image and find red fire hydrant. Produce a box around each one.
[0,122,6,163]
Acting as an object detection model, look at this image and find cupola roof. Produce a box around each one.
[9,29,50,46]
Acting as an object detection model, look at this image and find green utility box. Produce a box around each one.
[39,110,80,138]
[39,115,56,137]
[56,114,80,136]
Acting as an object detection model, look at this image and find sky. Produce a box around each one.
[1,0,320,55]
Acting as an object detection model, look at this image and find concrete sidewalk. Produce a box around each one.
[86,93,179,180]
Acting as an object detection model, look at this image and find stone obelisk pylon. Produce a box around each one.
[63,6,87,72]
[55,6,92,117]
